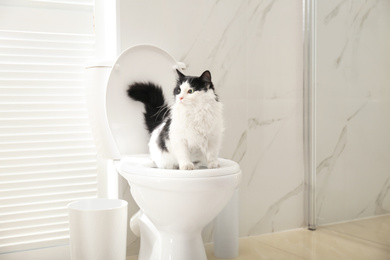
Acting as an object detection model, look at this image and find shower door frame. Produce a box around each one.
[303,0,317,231]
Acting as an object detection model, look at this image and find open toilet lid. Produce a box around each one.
[106,45,181,156]
[116,155,241,178]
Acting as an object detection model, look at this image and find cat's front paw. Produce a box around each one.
[208,160,220,169]
[180,162,194,170]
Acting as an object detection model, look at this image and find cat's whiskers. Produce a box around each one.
[161,104,172,119]
[153,104,170,121]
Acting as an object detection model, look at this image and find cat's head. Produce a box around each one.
[173,70,217,104]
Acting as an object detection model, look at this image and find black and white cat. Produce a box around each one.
[127,70,224,170]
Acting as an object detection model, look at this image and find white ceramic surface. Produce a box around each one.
[85,63,119,159]
[117,155,242,260]
[117,154,240,178]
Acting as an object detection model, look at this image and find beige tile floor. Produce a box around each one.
[127,214,390,260]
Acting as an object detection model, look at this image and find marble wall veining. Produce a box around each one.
[117,0,304,255]
[315,0,390,225]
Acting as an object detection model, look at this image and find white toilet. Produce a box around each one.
[85,45,242,260]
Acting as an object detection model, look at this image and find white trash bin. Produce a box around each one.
[68,199,128,260]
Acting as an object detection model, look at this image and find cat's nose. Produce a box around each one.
[179,97,183,100]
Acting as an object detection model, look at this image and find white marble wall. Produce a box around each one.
[316,0,390,225]
[118,0,304,255]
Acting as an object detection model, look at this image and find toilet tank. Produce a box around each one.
[85,61,121,159]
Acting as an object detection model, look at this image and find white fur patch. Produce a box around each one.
[148,121,177,169]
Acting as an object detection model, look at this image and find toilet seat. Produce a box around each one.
[105,45,181,157]
[117,155,241,178]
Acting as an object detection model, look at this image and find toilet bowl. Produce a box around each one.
[116,155,241,260]
[85,45,242,260]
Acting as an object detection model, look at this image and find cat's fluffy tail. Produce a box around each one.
[127,82,169,134]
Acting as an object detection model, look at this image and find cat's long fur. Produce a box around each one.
[127,70,223,170]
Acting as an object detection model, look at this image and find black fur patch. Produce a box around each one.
[158,118,171,152]
[127,82,170,134]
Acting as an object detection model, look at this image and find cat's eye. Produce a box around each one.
[188,89,194,94]
[175,88,181,94]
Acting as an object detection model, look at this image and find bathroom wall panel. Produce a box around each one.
[118,0,304,255]
[316,0,390,225]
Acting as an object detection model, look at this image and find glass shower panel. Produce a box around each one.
[315,0,390,225]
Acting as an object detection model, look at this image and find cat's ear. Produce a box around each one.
[176,69,185,79]
[200,70,212,83]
